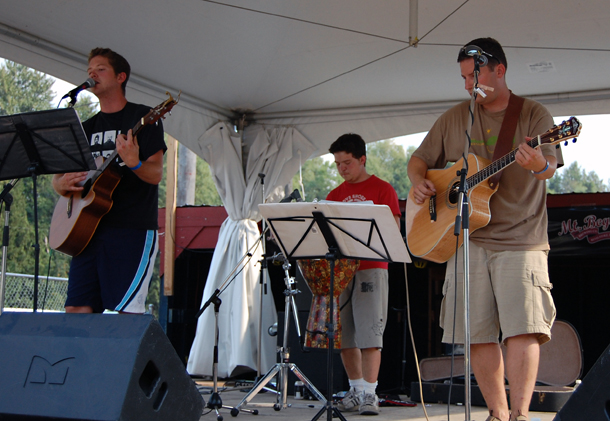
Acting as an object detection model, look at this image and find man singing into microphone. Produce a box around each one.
[407,38,562,421]
[52,48,166,314]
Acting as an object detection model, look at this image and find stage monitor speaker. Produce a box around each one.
[555,341,610,420]
[0,312,204,421]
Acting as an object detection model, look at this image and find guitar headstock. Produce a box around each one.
[539,117,582,147]
[138,91,181,131]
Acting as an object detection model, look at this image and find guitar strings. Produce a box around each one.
[427,124,563,203]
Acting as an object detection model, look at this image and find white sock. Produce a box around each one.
[348,378,365,393]
[362,380,378,395]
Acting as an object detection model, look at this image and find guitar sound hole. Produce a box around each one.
[448,182,460,205]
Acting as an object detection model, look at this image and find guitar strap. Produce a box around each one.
[488,92,525,189]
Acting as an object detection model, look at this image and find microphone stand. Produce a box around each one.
[193,231,266,420]
[454,55,484,421]
[0,179,18,315]
[256,172,267,382]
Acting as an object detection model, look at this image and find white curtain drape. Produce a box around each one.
[187,122,317,378]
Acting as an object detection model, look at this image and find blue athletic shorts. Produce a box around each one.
[65,226,159,313]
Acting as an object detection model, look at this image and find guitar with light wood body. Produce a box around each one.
[405,117,581,263]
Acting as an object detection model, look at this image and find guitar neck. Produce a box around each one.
[95,116,147,174]
[467,136,547,189]
[466,117,582,189]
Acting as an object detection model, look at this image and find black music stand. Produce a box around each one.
[259,201,410,421]
[0,108,95,312]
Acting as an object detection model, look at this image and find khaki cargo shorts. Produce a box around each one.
[441,242,556,345]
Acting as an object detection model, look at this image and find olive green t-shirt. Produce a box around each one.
[412,98,563,250]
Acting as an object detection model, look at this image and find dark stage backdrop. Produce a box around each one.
[547,193,610,378]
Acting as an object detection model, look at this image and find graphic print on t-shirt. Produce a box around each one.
[90,130,120,159]
[341,194,367,202]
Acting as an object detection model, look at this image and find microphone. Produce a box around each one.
[279,189,303,203]
[61,78,95,100]
[292,189,303,202]
[461,44,488,67]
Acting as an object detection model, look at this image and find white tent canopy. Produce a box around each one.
[1,0,608,153]
[2,0,609,377]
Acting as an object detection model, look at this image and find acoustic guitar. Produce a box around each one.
[405,117,581,263]
[49,92,179,256]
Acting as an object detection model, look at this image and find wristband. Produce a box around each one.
[128,161,142,171]
[531,160,549,175]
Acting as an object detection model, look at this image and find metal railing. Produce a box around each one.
[2,272,68,312]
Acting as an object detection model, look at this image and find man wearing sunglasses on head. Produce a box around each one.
[407,38,562,421]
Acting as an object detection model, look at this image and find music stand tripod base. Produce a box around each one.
[231,363,326,414]
[232,259,326,416]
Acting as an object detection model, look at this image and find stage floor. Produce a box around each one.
[195,379,557,421]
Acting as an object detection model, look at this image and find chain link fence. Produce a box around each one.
[2,272,67,312]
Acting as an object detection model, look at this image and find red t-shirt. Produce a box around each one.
[326,175,400,270]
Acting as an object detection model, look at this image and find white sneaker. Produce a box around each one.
[336,389,362,412]
[359,392,380,415]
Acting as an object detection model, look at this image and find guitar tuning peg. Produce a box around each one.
[564,140,568,146]
[573,138,577,143]
[556,144,560,149]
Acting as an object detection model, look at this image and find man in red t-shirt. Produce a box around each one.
[326,133,400,416]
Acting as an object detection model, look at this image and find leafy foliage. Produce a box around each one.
[547,161,607,194]
[0,61,73,276]
[157,144,223,207]
[194,156,223,206]
[69,93,99,122]
[0,61,54,115]
[366,140,413,199]
[291,156,342,201]
[292,140,414,201]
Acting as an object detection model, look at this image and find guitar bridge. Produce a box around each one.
[67,195,73,218]
[429,195,437,222]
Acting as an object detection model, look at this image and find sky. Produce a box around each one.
[51,77,608,182]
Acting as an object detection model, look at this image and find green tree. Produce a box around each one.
[157,146,223,208]
[0,61,54,115]
[0,61,100,277]
[366,140,413,199]
[290,156,342,201]
[69,93,99,122]
[547,161,607,193]
[0,60,72,276]
[291,140,415,201]
[195,158,223,206]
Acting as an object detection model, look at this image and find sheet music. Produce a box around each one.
[259,201,411,263]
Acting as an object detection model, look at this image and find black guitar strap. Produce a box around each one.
[488,92,525,189]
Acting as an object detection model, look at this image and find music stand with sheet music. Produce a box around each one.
[259,201,410,421]
[0,108,95,313]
